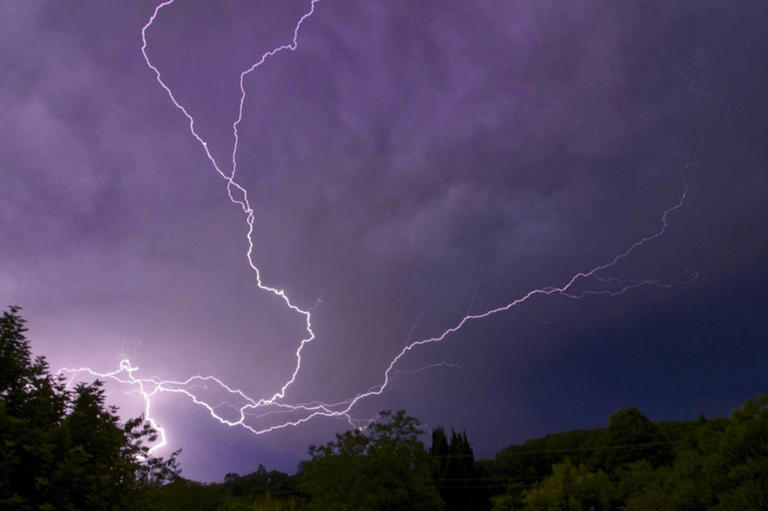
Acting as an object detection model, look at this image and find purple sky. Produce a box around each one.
[2,0,767,481]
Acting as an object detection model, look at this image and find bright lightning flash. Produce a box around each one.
[58,0,695,454]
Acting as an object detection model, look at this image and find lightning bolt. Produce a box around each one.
[138,0,322,407]
[59,0,695,454]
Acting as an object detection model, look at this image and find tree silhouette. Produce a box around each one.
[0,306,179,510]
[299,410,443,511]
[430,427,490,511]
[597,407,672,470]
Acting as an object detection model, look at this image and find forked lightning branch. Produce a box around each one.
[59,0,694,453]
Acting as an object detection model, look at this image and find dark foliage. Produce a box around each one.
[0,306,179,510]
[223,464,298,500]
[144,469,302,511]
[430,427,491,511]
[489,398,768,510]
[298,410,444,511]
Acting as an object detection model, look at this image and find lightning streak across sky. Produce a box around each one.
[59,0,694,453]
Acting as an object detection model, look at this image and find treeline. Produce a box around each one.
[482,401,768,509]
[2,306,767,510]
[145,398,768,511]
[144,411,488,511]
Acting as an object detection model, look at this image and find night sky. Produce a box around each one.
[2,0,767,481]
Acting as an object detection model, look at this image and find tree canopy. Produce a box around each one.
[0,306,179,510]
[299,410,444,511]
[430,427,491,511]
[489,400,768,510]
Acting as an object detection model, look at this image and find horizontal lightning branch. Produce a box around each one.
[58,0,694,453]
